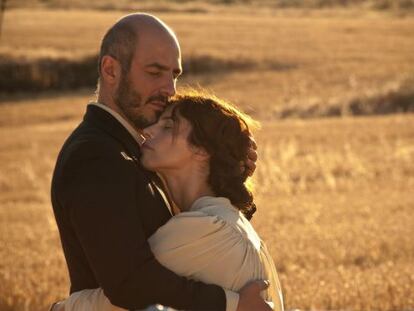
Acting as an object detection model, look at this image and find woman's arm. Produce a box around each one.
[62,288,125,311]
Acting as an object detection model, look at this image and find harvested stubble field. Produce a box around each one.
[0,4,414,311]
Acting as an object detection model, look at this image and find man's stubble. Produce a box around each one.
[115,73,164,130]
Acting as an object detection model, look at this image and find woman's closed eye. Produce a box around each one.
[160,119,174,130]
[163,123,174,130]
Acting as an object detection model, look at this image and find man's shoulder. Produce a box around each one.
[61,121,119,158]
[53,122,130,182]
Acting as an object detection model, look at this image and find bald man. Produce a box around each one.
[51,13,268,311]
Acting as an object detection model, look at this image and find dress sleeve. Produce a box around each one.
[148,211,243,311]
[148,211,233,275]
[63,288,124,311]
[260,242,284,311]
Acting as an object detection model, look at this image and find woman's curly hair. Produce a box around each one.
[169,90,259,220]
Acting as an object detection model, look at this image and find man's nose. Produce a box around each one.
[161,76,176,97]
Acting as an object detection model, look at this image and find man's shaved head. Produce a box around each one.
[98,13,179,77]
[97,13,182,130]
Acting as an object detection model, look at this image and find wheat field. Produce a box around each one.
[0,4,414,311]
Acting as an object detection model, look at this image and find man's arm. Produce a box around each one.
[59,143,225,310]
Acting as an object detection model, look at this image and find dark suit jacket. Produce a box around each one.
[51,104,226,310]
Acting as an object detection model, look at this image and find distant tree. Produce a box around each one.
[0,0,6,41]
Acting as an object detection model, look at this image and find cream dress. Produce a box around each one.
[63,196,284,311]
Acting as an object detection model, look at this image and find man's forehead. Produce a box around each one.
[136,27,180,53]
[134,37,180,65]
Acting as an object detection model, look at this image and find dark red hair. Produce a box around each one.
[170,90,259,220]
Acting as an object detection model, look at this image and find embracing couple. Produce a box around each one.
[50,13,283,311]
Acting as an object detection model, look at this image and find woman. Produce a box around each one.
[60,91,284,311]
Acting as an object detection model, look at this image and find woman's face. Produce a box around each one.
[141,106,197,172]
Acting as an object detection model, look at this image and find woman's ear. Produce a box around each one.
[192,146,210,161]
[100,55,121,86]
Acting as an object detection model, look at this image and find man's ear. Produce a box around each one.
[100,55,121,86]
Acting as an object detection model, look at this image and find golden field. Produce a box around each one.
[0,4,414,311]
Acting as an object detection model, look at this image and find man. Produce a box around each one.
[51,13,270,311]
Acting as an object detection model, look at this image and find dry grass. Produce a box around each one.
[0,5,414,311]
[253,116,414,310]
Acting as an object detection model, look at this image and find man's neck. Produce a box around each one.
[98,93,141,131]
[91,98,145,145]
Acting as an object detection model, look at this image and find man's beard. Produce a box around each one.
[114,74,165,129]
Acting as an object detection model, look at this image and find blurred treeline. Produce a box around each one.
[1,54,413,117]
[0,55,261,92]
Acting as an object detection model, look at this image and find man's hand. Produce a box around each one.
[244,136,258,177]
[236,280,272,311]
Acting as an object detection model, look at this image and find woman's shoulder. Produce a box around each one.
[148,209,234,257]
[150,209,227,243]
[192,196,262,248]
[148,198,238,250]
[164,196,239,225]
[190,196,240,219]
[149,196,261,251]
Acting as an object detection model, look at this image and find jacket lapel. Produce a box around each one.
[83,104,174,216]
[83,104,141,159]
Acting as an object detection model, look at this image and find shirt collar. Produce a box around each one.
[89,102,146,146]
